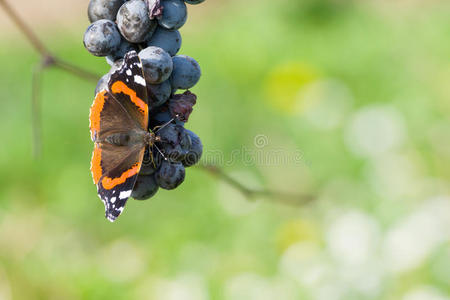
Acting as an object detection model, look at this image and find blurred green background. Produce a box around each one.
[0,0,449,299]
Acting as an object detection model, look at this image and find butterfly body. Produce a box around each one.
[89,50,153,222]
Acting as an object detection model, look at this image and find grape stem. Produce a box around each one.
[198,164,315,206]
[0,0,315,207]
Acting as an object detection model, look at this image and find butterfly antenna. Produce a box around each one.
[154,114,180,133]
[153,144,168,161]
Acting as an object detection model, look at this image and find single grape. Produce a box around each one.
[184,0,205,4]
[88,0,125,22]
[158,0,187,30]
[170,55,201,89]
[106,38,137,65]
[155,160,185,190]
[181,129,202,167]
[146,27,182,57]
[117,0,157,43]
[147,80,172,108]
[139,46,173,84]
[83,20,121,57]
[131,174,159,200]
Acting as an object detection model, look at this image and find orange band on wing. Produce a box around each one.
[111,81,148,116]
[101,162,141,190]
[89,90,106,140]
[90,145,102,184]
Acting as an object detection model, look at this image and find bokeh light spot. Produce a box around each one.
[265,62,319,113]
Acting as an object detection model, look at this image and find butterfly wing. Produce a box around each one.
[89,50,149,222]
[108,50,149,131]
[92,143,145,222]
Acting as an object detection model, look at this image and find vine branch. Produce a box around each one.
[199,164,314,206]
[0,0,100,82]
[0,0,315,206]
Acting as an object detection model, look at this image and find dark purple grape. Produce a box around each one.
[146,27,182,56]
[83,20,121,56]
[139,46,173,84]
[132,174,159,200]
[170,55,201,89]
[117,0,157,43]
[147,80,172,108]
[88,0,125,22]
[159,0,187,30]
[181,129,202,167]
[155,160,185,190]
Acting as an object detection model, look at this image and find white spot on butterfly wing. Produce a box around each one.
[119,190,132,199]
[134,75,146,86]
[126,69,132,76]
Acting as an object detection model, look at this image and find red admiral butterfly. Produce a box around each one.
[89,50,157,222]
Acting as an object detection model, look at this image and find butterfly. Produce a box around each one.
[89,50,159,222]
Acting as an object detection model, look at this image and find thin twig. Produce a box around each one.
[54,58,99,83]
[0,0,50,56]
[31,63,44,157]
[0,0,314,206]
[199,164,314,206]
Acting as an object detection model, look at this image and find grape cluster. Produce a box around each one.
[84,0,204,200]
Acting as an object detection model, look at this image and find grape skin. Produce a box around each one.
[117,0,157,43]
[155,160,186,190]
[146,27,182,57]
[83,20,121,57]
[131,174,159,200]
[158,0,187,30]
[147,79,173,108]
[139,46,173,84]
[88,0,125,22]
[181,129,203,167]
[170,55,201,90]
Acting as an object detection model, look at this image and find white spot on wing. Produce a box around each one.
[119,190,132,199]
[134,75,146,86]
[111,197,116,203]
[126,69,132,76]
